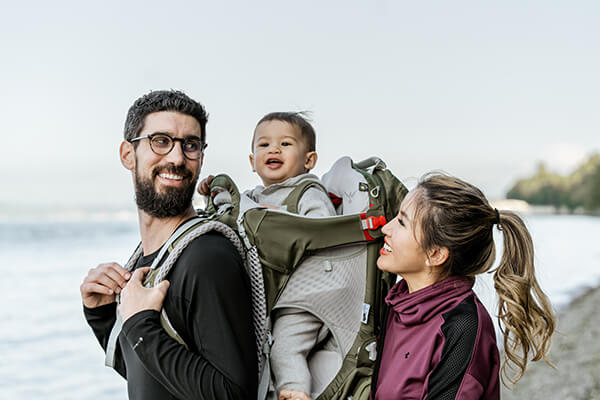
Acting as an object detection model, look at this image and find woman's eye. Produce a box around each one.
[397,218,405,227]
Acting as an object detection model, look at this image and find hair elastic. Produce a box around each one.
[494,208,500,225]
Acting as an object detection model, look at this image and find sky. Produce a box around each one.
[1,0,599,211]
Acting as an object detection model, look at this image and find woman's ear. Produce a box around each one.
[120,141,135,171]
[426,246,449,268]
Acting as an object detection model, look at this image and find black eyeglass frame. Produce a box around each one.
[129,132,208,160]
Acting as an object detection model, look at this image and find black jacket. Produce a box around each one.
[84,232,257,399]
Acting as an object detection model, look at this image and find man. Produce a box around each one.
[80,90,257,399]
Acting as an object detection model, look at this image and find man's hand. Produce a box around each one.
[279,389,312,400]
[80,262,131,308]
[118,267,170,322]
[197,175,215,196]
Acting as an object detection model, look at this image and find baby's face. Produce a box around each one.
[249,120,316,186]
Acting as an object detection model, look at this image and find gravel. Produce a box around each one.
[501,286,600,400]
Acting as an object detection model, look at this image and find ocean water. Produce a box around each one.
[0,214,598,399]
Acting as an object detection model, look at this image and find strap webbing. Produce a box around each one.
[281,180,329,214]
[147,217,205,277]
[105,217,226,367]
[257,356,271,400]
[104,311,123,367]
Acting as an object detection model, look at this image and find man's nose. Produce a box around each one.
[165,141,186,163]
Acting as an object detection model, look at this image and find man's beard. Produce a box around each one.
[134,164,197,218]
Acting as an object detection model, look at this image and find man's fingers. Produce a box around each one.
[98,262,130,279]
[111,263,132,280]
[84,262,131,291]
[104,267,130,289]
[83,270,121,294]
[95,274,124,293]
[130,267,151,283]
[81,282,114,296]
[155,280,170,297]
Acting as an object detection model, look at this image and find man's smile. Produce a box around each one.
[159,172,184,180]
[152,166,192,187]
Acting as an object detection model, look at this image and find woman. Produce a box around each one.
[373,173,555,399]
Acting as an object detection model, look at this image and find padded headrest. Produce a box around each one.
[321,156,370,216]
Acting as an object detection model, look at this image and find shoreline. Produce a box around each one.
[490,199,600,217]
[501,284,600,399]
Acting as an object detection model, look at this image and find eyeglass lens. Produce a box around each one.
[150,134,203,159]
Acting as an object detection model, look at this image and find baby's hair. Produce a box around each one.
[252,111,316,152]
[411,172,555,385]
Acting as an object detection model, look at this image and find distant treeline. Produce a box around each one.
[507,153,600,212]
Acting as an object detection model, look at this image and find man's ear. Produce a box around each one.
[120,141,135,171]
[304,151,317,171]
[248,154,256,172]
[425,246,449,268]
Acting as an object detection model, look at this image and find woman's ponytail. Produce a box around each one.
[493,210,555,384]
[415,173,556,385]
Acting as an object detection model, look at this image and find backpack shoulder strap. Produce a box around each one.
[105,218,244,367]
[281,179,329,214]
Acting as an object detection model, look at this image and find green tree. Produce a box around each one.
[506,153,600,213]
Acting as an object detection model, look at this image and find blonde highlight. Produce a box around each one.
[494,210,555,385]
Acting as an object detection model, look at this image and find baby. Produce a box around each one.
[199,112,336,400]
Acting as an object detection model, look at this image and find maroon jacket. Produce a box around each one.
[373,276,500,400]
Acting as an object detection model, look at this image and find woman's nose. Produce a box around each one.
[381,221,392,235]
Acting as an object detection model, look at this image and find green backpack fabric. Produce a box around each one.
[106,156,408,400]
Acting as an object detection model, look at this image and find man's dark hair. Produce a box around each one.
[124,90,209,143]
[253,111,316,152]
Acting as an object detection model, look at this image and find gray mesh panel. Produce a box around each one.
[275,244,367,356]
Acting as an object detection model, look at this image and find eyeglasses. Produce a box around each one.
[129,133,207,160]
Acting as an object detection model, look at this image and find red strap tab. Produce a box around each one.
[366,216,387,229]
[360,214,387,241]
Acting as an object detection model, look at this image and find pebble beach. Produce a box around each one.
[501,285,600,400]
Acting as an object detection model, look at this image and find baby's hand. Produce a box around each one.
[197,175,215,196]
[278,389,312,400]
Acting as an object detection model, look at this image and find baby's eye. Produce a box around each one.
[258,142,269,147]
[281,141,292,146]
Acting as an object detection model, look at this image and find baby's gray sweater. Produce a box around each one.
[246,173,339,398]
[244,173,335,217]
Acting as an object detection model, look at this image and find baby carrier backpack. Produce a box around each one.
[105,156,408,400]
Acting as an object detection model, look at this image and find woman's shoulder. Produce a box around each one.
[440,293,480,343]
[425,293,499,398]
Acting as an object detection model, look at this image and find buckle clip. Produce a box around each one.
[366,216,386,229]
